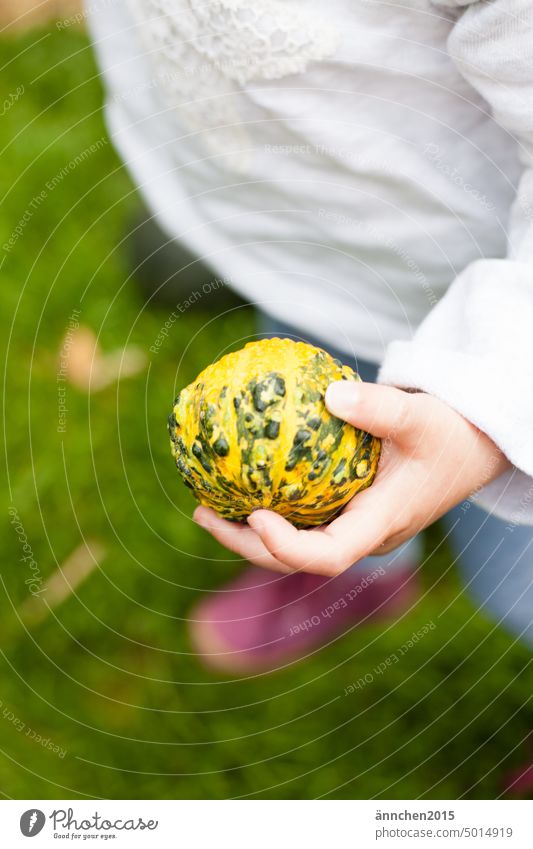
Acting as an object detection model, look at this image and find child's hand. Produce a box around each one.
[193,382,511,575]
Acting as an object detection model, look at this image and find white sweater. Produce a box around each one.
[87,0,533,524]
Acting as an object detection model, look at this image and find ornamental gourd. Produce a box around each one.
[168,338,380,527]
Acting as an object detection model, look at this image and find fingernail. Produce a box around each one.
[247,511,263,532]
[193,507,207,527]
[325,381,359,417]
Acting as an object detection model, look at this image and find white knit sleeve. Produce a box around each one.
[378,0,533,524]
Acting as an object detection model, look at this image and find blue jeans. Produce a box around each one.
[259,315,533,648]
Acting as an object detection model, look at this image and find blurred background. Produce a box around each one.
[0,1,532,800]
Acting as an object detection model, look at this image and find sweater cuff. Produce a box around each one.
[378,341,533,525]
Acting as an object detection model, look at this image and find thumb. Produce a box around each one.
[325,380,416,439]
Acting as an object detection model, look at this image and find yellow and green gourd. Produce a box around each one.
[168,338,381,527]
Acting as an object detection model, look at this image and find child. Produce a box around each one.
[87,0,533,686]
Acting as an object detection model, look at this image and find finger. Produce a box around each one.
[193,506,293,573]
[247,494,397,575]
[325,380,418,441]
[247,510,345,575]
[248,462,409,574]
[321,483,404,561]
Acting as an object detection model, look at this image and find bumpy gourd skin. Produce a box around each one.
[168,338,381,528]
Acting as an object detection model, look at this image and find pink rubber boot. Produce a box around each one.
[503,735,533,796]
[189,563,420,674]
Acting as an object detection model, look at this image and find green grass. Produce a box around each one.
[0,25,531,800]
